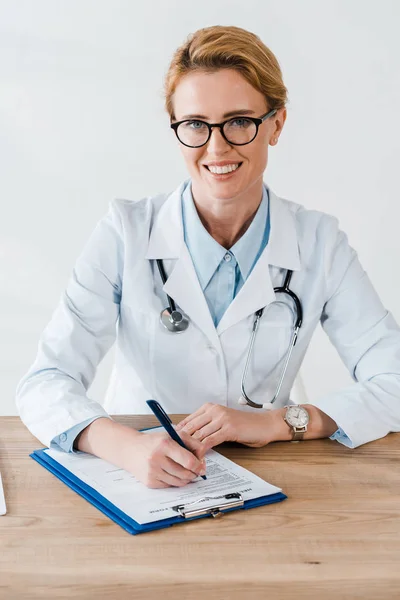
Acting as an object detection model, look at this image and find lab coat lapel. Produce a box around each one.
[217,187,301,335]
[216,247,275,335]
[145,182,221,351]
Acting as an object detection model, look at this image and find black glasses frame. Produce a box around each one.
[170,108,278,148]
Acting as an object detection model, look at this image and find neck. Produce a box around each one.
[190,179,264,249]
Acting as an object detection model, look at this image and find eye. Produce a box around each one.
[184,120,207,130]
[229,118,252,128]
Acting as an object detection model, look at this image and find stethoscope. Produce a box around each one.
[156,259,303,410]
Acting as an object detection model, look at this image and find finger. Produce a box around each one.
[157,467,193,488]
[179,413,213,435]
[150,480,169,489]
[176,416,195,430]
[200,429,226,452]
[176,416,198,430]
[192,421,220,442]
[162,455,199,482]
[181,432,208,461]
[176,406,208,430]
[167,439,205,475]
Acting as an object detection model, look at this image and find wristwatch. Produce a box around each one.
[284,405,310,441]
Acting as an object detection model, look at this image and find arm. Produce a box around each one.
[15,200,209,487]
[270,223,400,447]
[177,220,400,450]
[264,404,338,442]
[50,417,104,452]
[74,417,141,463]
[15,201,123,448]
[177,403,338,449]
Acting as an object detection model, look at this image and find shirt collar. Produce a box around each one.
[230,184,270,280]
[181,180,270,290]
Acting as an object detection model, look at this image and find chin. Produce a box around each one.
[208,185,246,201]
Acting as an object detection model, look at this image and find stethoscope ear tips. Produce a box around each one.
[237,397,275,410]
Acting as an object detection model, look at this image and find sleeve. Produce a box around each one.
[329,426,352,448]
[311,218,400,448]
[50,416,106,453]
[15,200,124,448]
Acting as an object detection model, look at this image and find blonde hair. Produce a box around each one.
[164,25,288,120]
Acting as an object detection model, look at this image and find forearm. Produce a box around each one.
[267,404,338,443]
[75,417,142,470]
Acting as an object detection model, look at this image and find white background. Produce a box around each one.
[1,0,399,415]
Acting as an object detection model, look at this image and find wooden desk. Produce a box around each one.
[1,416,400,599]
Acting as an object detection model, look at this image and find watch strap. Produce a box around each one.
[292,428,306,441]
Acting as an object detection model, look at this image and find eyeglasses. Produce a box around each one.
[170,108,278,148]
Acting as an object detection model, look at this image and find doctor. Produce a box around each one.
[17,25,400,489]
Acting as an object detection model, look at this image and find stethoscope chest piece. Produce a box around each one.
[160,307,190,333]
[157,259,190,333]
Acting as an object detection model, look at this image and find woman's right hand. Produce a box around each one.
[124,429,208,488]
[76,418,208,489]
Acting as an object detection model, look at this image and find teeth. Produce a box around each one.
[208,163,240,174]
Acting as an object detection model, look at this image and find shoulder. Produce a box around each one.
[279,195,339,237]
[270,190,354,281]
[105,179,188,229]
[108,192,170,229]
[275,192,343,253]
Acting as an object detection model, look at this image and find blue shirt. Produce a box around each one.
[182,180,270,326]
[51,180,348,452]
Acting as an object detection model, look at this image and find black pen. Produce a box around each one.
[146,399,207,480]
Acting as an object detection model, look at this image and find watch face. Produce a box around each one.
[286,406,309,428]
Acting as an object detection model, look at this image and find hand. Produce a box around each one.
[175,403,273,451]
[125,428,208,489]
[76,418,207,490]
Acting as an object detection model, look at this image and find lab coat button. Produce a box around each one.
[59,433,67,443]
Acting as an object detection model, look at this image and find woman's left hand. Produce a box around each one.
[175,403,275,452]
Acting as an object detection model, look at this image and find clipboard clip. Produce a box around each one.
[172,492,244,519]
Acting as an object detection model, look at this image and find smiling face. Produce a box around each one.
[171,68,286,206]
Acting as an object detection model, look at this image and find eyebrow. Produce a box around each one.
[179,109,256,120]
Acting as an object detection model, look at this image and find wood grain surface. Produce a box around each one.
[1,415,400,600]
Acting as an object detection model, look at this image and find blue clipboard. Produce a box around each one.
[30,440,287,535]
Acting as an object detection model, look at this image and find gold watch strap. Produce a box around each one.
[292,429,306,441]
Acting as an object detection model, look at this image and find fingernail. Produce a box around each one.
[200,469,206,476]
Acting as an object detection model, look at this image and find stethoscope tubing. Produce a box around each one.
[240,272,302,409]
[157,259,176,312]
[157,259,303,408]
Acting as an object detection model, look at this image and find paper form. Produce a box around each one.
[0,473,6,515]
[44,429,281,525]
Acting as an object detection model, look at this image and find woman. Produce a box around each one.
[16,25,400,488]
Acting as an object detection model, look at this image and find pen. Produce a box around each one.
[146,399,207,480]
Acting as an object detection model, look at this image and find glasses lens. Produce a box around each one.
[223,118,257,144]
[176,121,209,147]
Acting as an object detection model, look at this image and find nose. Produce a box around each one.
[206,126,232,152]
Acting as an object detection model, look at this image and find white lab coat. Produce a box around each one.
[16,180,400,448]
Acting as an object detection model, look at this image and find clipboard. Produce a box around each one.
[30,437,287,535]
